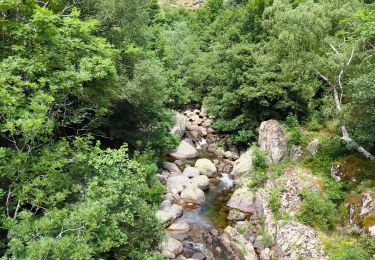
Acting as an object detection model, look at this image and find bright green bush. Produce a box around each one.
[297,190,337,230]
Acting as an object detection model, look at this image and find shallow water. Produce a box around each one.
[164,148,234,259]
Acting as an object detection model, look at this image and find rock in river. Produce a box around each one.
[181,185,205,204]
[156,204,183,226]
[195,158,217,177]
[169,140,199,159]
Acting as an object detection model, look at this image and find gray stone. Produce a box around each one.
[169,140,199,159]
[156,204,183,226]
[222,226,258,260]
[168,219,190,232]
[259,120,287,163]
[167,175,191,194]
[181,185,205,204]
[275,221,327,259]
[307,138,320,157]
[191,175,209,190]
[227,187,255,213]
[171,112,188,138]
[227,209,246,221]
[162,162,182,174]
[195,159,217,177]
[232,149,253,178]
[183,166,200,178]
[161,237,183,259]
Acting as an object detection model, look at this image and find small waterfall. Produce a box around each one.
[196,138,207,150]
[219,173,234,190]
[349,203,356,225]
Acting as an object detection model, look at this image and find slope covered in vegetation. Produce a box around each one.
[0,0,374,259]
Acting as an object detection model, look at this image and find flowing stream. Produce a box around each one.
[163,146,234,259]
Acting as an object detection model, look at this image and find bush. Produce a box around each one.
[259,228,273,248]
[285,114,302,145]
[297,190,336,230]
[269,186,285,219]
[332,245,371,260]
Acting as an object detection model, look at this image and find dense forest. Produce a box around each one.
[0,0,375,259]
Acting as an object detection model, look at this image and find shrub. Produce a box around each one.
[332,245,371,260]
[297,190,336,230]
[285,114,302,145]
[259,228,273,248]
[269,186,285,219]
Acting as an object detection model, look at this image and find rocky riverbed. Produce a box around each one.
[157,108,331,259]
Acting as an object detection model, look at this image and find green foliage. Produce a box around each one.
[249,146,268,188]
[297,190,337,231]
[269,186,285,219]
[1,140,163,259]
[285,114,302,145]
[259,228,273,248]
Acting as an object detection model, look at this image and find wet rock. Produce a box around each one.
[232,149,253,179]
[181,185,205,204]
[227,209,246,221]
[163,162,183,175]
[171,112,188,138]
[169,140,199,159]
[183,166,200,178]
[167,175,191,194]
[259,119,287,163]
[168,220,191,232]
[191,175,209,190]
[290,145,303,161]
[222,226,258,260]
[227,187,255,213]
[275,221,327,259]
[307,138,320,157]
[161,237,183,259]
[195,159,217,177]
[156,204,183,226]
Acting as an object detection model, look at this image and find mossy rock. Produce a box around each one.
[332,155,375,182]
[363,215,375,229]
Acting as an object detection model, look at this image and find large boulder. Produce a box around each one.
[161,237,183,259]
[167,175,191,194]
[170,112,188,138]
[191,175,209,190]
[168,219,190,232]
[156,204,183,226]
[259,120,287,163]
[227,187,255,213]
[183,166,200,178]
[169,140,199,159]
[162,162,182,175]
[195,159,217,177]
[232,149,253,178]
[275,221,327,259]
[181,185,205,204]
[221,226,258,260]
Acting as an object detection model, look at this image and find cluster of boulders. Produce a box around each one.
[220,119,328,260]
